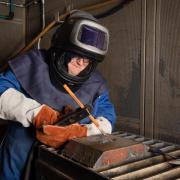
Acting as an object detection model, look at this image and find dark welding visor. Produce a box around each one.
[71,20,109,56]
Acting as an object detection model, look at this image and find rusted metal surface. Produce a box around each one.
[144,167,180,180]
[62,134,148,169]
[35,145,108,180]
[112,162,174,180]
[35,131,180,180]
[100,150,180,178]
[97,131,180,180]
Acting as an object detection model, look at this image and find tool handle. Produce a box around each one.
[56,106,90,126]
[88,114,99,127]
[63,84,84,108]
[63,84,99,127]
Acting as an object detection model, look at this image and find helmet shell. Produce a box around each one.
[51,10,109,62]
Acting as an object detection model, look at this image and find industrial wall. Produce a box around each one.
[0,0,180,144]
[0,0,41,66]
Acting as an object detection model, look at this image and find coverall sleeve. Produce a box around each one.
[92,91,116,130]
[80,90,116,131]
[0,69,43,127]
[0,68,21,94]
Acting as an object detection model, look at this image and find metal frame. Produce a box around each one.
[0,0,14,20]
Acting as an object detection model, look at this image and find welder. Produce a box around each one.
[0,10,116,179]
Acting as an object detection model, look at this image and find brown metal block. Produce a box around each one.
[62,135,148,169]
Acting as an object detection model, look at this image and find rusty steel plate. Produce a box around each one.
[61,134,148,169]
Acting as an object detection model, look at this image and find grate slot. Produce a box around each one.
[116,133,130,137]
[144,167,180,180]
[150,142,165,148]
[124,135,137,139]
[160,145,179,153]
[111,162,175,180]
[134,137,145,142]
[143,139,157,145]
[99,150,180,178]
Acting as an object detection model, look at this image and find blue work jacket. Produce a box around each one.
[0,49,116,180]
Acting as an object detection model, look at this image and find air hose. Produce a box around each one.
[95,0,135,19]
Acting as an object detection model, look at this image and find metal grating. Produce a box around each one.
[96,131,180,180]
[35,131,180,180]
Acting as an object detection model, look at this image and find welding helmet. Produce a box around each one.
[49,10,109,90]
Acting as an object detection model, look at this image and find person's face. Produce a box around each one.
[67,56,90,76]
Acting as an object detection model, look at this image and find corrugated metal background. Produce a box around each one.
[0,0,41,66]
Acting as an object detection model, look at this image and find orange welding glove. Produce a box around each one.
[36,124,87,148]
[33,105,61,129]
[33,104,74,129]
[63,104,73,114]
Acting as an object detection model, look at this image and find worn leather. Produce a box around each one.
[36,124,87,148]
[33,105,61,129]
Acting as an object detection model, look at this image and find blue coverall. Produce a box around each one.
[0,63,116,180]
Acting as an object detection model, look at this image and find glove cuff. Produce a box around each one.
[0,88,41,127]
[85,116,112,136]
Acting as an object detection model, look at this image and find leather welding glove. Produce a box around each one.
[36,124,87,148]
[36,116,112,148]
[33,105,61,129]
[34,104,73,128]
[0,88,61,128]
